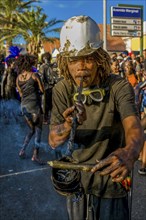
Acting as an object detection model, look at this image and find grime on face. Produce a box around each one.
[67,55,98,88]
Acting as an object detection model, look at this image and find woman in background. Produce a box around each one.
[15,54,45,165]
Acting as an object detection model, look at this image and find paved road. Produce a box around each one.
[0,100,146,220]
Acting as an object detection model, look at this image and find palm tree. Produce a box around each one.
[11,7,63,55]
[0,0,38,55]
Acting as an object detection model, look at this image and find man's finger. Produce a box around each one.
[91,156,115,173]
[111,169,128,183]
[99,161,121,176]
[63,106,75,118]
[110,167,124,179]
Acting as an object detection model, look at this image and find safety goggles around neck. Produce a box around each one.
[73,88,105,104]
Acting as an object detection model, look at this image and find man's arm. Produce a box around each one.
[49,106,75,148]
[91,115,144,182]
[49,102,86,148]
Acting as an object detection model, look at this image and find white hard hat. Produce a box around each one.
[59,15,103,57]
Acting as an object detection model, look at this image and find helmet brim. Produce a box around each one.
[59,41,103,58]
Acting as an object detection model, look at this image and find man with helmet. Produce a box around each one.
[48,16,144,220]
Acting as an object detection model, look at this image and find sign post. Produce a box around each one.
[111,4,143,55]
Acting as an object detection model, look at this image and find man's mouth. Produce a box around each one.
[76,76,90,81]
[82,76,90,81]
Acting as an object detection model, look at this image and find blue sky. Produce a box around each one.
[17,0,145,44]
[37,0,146,24]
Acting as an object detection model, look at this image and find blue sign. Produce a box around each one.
[111,7,142,18]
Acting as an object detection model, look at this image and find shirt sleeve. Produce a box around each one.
[50,80,73,125]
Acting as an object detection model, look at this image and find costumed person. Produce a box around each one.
[48,16,144,220]
[1,46,22,100]
[15,54,45,165]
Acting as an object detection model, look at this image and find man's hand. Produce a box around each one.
[91,115,144,182]
[62,106,75,125]
[91,148,136,182]
[63,103,86,125]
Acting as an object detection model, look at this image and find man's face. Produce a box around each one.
[67,55,98,88]
[111,60,119,73]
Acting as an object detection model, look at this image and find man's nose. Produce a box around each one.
[77,58,87,68]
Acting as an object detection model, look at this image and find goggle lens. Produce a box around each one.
[73,89,105,103]
[90,90,103,102]
[74,94,86,104]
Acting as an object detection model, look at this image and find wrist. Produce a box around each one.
[64,121,72,133]
[55,121,71,136]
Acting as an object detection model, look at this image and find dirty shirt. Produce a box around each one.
[50,74,138,198]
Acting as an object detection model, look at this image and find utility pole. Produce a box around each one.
[103,0,107,51]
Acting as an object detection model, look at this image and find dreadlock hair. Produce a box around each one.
[14,54,37,75]
[57,47,111,86]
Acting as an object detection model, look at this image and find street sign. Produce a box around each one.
[111,7,142,18]
[111,30,142,37]
[111,18,141,25]
[111,24,141,31]
[111,6,142,37]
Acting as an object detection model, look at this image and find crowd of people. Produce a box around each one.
[0,14,146,220]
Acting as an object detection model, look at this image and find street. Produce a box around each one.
[0,100,146,220]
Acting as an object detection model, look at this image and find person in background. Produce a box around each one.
[39,52,55,124]
[117,55,123,64]
[117,55,124,77]
[110,52,117,60]
[1,57,18,100]
[138,106,146,175]
[139,53,146,175]
[48,15,144,220]
[124,60,138,88]
[134,73,146,174]
[122,50,129,61]
[135,56,142,82]
[15,54,45,165]
[110,58,120,76]
[130,51,136,68]
[139,55,144,69]
[120,50,131,77]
